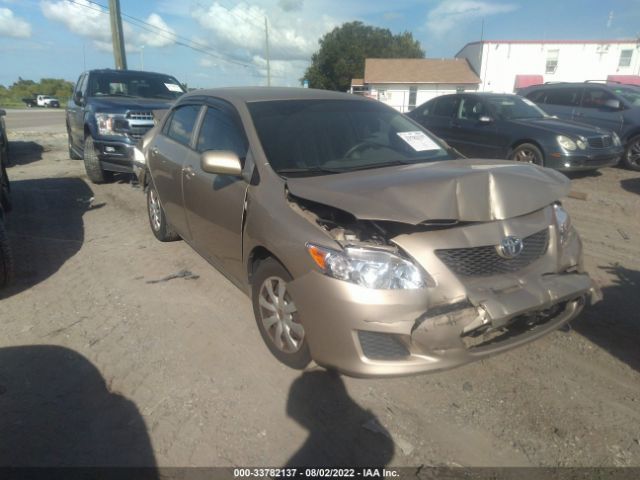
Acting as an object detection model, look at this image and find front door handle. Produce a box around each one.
[183,165,196,179]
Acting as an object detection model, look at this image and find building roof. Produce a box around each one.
[363,58,480,85]
[461,39,639,46]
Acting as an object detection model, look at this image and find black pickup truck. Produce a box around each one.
[66,69,184,183]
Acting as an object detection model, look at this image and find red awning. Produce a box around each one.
[514,74,543,90]
[607,75,640,86]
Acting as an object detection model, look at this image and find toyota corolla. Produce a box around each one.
[139,87,601,377]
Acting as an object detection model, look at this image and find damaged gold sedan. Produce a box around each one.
[142,87,601,377]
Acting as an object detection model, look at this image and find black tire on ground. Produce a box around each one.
[0,219,14,289]
[83,136,111,183]
[146,179,180,242]
[68,131,82,160]
[251,257,311,370]
[622,134,640,171]
[0,140,7,168]
[510,143,544,166]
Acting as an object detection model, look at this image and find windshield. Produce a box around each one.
[88,73,184,100]
[611,87,640,106]
[248,99,459,177]
[486,95,548,120]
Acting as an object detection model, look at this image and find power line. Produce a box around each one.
[65,0,255,69]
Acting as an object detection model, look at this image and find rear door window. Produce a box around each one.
[540,88,582,107]
[432,96,459,117]
[164,105,201,147]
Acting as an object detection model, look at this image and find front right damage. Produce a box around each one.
[286,175,602,376]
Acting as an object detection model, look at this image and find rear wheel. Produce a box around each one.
[623,134,640,171]
[251,257,311,369]
[146,179,180,242]
[510,143,544,166]
[83,135,111,183]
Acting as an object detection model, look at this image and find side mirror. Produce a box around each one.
[478,116,493,123]
[604,99,621,110]
[73,91,84,105]
[201,150,242,177]
[0,109,5,117]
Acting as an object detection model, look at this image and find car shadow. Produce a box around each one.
[573,263,640,373]
[284,370,395,467]
[620,177,640,195]
[564,169,603,180]
[0,345,158,471]
[0,177,101,300]
[6,141,44,166]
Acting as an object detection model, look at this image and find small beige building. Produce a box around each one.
[351,58,480,112]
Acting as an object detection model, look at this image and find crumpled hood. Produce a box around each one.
[286,159,570,224]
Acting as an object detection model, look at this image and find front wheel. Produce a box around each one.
[510,143,544,166]
[83,136,111,183]
[623,134,640,171]
[251,257,311,369]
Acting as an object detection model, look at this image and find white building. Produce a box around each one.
[351,58,480,112]
[456,40,640,93]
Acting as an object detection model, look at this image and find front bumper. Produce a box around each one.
[546,148,622,171]
[93,139,135,173]
[289,270,600,377]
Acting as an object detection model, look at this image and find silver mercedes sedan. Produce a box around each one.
[137,87,601,377]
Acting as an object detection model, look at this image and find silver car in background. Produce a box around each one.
[140,87,600,377]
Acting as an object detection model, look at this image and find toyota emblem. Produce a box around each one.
[497,236,524,259]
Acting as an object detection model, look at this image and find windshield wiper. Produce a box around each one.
[277,166,345,177]
[334,160,411,172]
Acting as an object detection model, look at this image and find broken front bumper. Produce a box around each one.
[288,270,601,378]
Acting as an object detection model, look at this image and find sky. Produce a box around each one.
[1,0,640,89]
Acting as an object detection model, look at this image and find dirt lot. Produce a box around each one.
[1,121,639,469]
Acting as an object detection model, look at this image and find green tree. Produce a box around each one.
[303,21,424,91]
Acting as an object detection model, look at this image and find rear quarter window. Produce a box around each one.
[538,88,582,107]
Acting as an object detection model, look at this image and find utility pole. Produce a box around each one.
[109,0,127,70]
[265,16,271,86]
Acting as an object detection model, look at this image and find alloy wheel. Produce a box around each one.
[148,188,162,232]
[258,276,304,353]
[627,138,640,168]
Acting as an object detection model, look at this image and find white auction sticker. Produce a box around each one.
[165,83,184,93]
[396,131,441,151]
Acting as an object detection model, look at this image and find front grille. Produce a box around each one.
[358,331,409,360]
[126,111,153,121]
[127,125,153,140]
[435,229,549,277]
[587,135,612,148]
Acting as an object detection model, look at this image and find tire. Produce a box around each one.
[510,143,544,166]
[68,130,81,160]
[83,135,111,183]
[0,219,13,289]
[622,134,640,171]
[251,257,311,369]
[146,179,180,242]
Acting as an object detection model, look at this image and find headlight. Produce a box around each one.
[553,203,571,245]
[557,135,577,151]
[576,136,587,150]
[306,243,433,290]
[612,131,621,146]
[95,113,126,136]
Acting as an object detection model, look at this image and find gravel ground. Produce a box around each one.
[0,125,639,469]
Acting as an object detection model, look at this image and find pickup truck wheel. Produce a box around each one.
[146,180,180,242]
[623,135,640,171]
[0,219,13,289]
[251,258,311,369]
[83,136,111,183]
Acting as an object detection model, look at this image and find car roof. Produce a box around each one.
[179,87,370,104]
[86,68,177,77]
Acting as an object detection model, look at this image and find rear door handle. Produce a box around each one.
[183,165,196,179]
